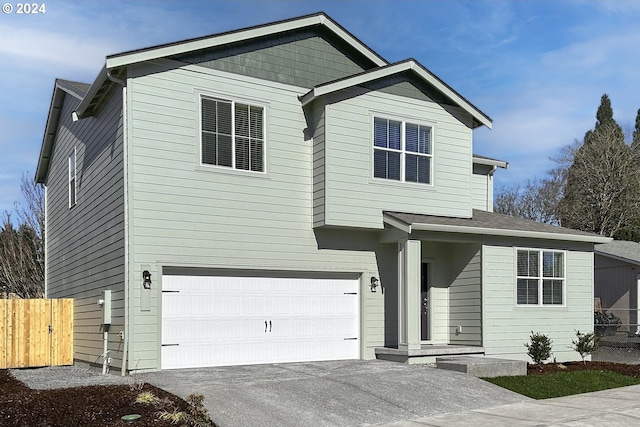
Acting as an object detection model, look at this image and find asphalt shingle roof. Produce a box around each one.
[595,240,640,265]
[385,209,609,242]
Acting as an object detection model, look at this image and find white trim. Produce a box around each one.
[514,247,567,307]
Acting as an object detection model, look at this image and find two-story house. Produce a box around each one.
[36,13,609,373]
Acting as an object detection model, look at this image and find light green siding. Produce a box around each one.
[45,89,126,369]
[448,245,482,345]
[172,29,374,89]
[471,164,493,212]
[316,86,473,229]
[125,62,389,370]
[482,244,594,362]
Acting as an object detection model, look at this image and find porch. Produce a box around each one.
[374,344,485,364]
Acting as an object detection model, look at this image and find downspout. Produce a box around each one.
[43,185,48,298]
[486,165,497,212]
[106,69,129,376]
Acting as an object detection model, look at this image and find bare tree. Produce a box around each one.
[558,123,640,238]
[495,176,562,225]
[0,174,45,298]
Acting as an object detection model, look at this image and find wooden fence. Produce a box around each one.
[0,299,73,369]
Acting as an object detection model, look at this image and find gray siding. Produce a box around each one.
[126,62,387,370]
[45,90,125,369]
[448,245,482,346]
[318,86,473,229]
[482,242,594,362]
[172,29,374,89]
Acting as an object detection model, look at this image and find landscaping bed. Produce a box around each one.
[528,360,640,377]
[0,369,213,426]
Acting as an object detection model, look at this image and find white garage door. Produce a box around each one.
[161,275,360,369]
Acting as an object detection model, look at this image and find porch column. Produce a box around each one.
[398,239,421,351]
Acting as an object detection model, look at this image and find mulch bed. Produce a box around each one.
[528,360,640,377]
[0,370,194,426]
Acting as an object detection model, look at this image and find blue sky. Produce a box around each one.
[2,0,640,215]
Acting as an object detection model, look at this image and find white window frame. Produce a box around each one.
[199,94,266,174]
[68,148,76,208]
[372,115,434,185]
[515,248,566,307]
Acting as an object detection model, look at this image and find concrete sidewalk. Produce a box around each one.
[378,383,640,426]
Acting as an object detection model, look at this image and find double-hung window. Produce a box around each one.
[516,249,565,306]
[68,148,76,208]
[201,96,264,172]
[373,117,432,184]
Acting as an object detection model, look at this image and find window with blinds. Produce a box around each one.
[373,117,432,184]
[516,249,565,306]
[201,96,264,172]
[68,148,76,208]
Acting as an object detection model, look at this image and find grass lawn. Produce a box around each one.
[485,370,640,399]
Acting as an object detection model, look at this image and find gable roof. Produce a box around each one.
[595,240,640,266]
[35,79,89,184]
[299,59,492,129]
[74,12,387,120]
[384,209,612,243]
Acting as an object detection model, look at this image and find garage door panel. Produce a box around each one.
[161,275,360,369]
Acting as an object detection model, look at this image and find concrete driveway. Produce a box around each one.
[145,360,530,427]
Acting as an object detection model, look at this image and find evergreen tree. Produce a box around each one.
[632,108,640,151]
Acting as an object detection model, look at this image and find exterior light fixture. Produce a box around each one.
[142,270,152,289]
[370,276,380,293]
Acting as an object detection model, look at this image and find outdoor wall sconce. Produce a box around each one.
[142,270,152,289]
[370,276,380,293]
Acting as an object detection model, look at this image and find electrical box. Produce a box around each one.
[102,290,112,325]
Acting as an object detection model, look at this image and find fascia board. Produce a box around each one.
[410,223,612,244]
[106,14,387,69]
[73,66,108,119]
[382,215,411,234]
[35,86,65,184]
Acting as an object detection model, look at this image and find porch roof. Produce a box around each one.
[595,240,640,266]
[383,209,612,244]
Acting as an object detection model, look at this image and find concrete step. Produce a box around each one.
[436,356,527,378]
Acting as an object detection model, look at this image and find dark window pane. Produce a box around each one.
[235,103,249,138]
[250,106,263,139]
[250,139,264,172]
[543,280,563,305]
[374,118,387,148]
[201,98,217,133]
[417,156,430,183]
[389,120,401,150]
[419,126,431,154]
[218,101,232,135]
[543,252,564,278]
[202,132,217,165]
[235,137,249,170]
[406,123,418,153]
[388,151,401,180]
[218,134,232,167]
[517,278,538,304]
[374,149,387,178]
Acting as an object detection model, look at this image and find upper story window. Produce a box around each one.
[516,249,565,306]
[201,96,264,173]
[373,117,432,184]
[68,148,76,208]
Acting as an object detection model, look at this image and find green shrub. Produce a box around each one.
[524,331,553,365]
[572,330,599,363]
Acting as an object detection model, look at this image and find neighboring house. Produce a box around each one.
[595,240,640,335]
[36,13,610,373]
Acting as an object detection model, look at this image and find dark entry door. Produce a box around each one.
[421,263,429,341]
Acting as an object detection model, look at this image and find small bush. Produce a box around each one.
[185,394,213,427]
[572,330,599,363]
[525,331,553,365]
[135,391,160,405]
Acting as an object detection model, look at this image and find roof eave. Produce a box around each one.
[409,222,612,244]
[594,250,640,266]
[105,12,387,70]
[472,155,509,169]
[300,60,493,130]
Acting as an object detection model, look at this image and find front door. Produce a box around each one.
[421,263,430,341]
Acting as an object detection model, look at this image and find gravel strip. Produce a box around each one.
[10,366,133,390]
